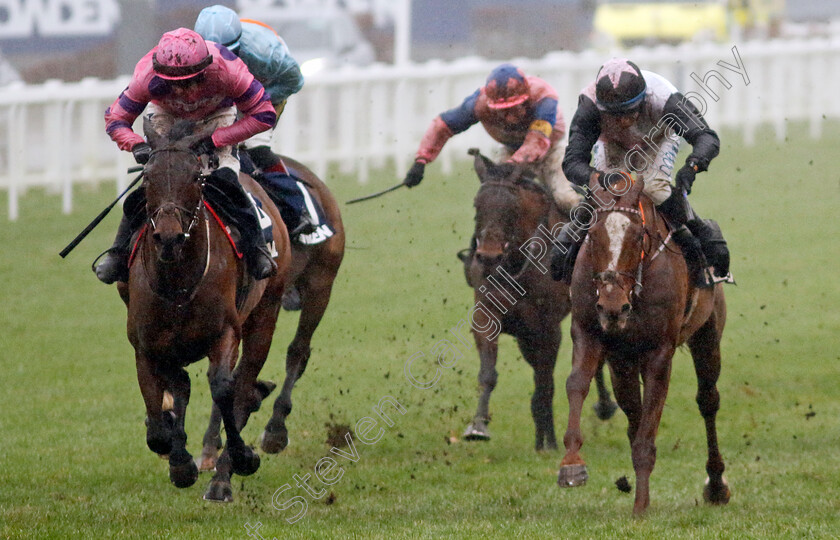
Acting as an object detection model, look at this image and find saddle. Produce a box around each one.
[254,160,334,246]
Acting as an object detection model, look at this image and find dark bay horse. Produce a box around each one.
[557,173,730,514]
[117,120,291,502]
[194,155,345,468]
[462,149,616,451]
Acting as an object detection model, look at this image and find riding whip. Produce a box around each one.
[345,182,406,205]
[59,167,145,258]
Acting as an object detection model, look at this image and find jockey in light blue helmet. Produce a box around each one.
[195,4,242,53]
[195,4,316,261]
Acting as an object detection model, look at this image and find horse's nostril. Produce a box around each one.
[621,303,632,313]
[596,303,604,312]
[475,251,503,266]
[152,232,162,243]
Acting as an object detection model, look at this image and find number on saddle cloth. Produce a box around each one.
[259,165,334,246]
[246,193,279,258]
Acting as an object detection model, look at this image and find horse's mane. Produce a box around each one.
[165,120,198,145]
[479,162,547,197]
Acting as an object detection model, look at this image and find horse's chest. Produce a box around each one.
[135,310,227,363]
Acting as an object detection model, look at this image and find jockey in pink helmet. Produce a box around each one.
[99,28,278,284]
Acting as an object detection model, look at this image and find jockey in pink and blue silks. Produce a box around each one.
[404,63,581,262]
[98,28,278,284]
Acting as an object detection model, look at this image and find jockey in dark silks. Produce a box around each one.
[98,28,278,285]
[552,58,732,288]
[195,4,316,239]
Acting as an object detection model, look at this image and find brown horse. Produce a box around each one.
[462,149,616,451]
[556,173,730,514]
[116,119,291,502]
[194,155,345,468]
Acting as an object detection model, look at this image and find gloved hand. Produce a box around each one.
[403,161,425,188]
[675,161,698,195]
[191,135,216,156]
[131,142,151,165]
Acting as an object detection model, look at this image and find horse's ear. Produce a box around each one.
[623,174,645,203]
[143,117,163,149]
[469,148,493,182]
[507,163,525,184]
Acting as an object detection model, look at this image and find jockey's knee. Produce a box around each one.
[643,176,672,206]
[246,146,281,171]
[552,188,583,214]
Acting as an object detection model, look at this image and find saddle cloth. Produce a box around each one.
[260,160,334,246]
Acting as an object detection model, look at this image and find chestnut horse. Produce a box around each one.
[195,156,345,468]
[117,120,291,502]
[556,173,730,514]
[462,149,616,451]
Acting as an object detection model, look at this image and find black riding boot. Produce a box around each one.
[205,167,277,280]
[94,187,147,284]
[686,217,731,279]
[657,191,712,288]
[290,210,317,238]
[550,217,587,284]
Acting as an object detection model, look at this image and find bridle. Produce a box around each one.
[146,147,206,240]
[589,202,673,303]
[141,146,211,305]
[474,177,549,279]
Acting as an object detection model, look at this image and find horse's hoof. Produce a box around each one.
[260,428,289,454]
[703,476,731,505]
[536,439,559,452]
[195,452,218,472]
[593,399,618,421]
[463,422,490,441]
[203,481,233,503]
[231,446,261,476]
[170,459,199,488]
[557,464,588,487]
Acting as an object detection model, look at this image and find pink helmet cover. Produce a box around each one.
[152,28,213,80]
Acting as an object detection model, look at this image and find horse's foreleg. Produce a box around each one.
[463,330,498,442]
[558,325,603,487]
[263,275,332,454]
[608,355,642,445]
[163,367,198,488]
[631,344,675,515]
[688,314,730,506]
[593,358,619,421]
[197,404,223,472]
[203,328,258,503]
[517,334,559,451]
[135,351,171,456]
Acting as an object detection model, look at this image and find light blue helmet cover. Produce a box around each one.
[195,5,243,53]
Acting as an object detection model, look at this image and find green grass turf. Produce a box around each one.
[1,122,839,539]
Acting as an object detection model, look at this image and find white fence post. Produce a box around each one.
[1,38,839,219]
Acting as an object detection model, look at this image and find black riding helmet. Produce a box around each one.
[594,58,647,114]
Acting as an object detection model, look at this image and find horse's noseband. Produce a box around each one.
[592,205,646,303]
[149,197,204,240]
